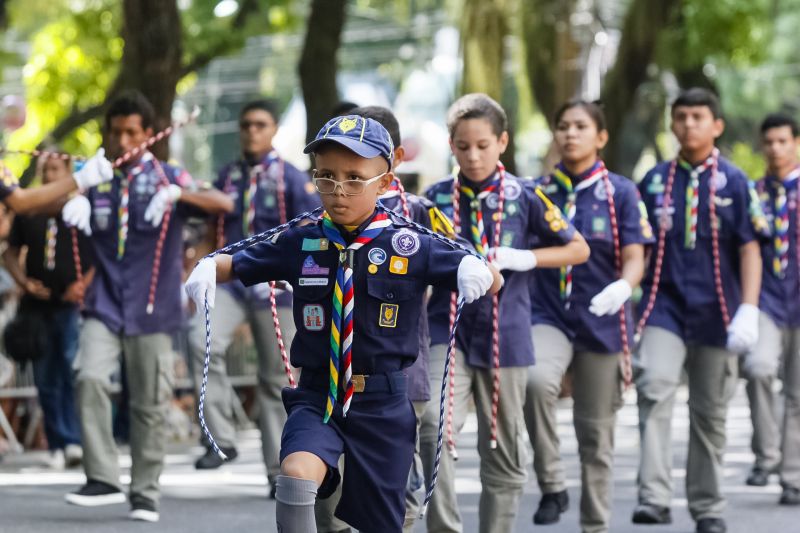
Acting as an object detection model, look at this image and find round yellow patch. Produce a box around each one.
[368,264,378,274]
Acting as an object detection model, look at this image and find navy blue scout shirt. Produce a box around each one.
[531,164,654,353]
[84,153,196,336]
[232,210,467,373]
[756,174,800,328]
[638,156,764,347]
[215,152,320,307]
[0,163,18,202]
[426,173,576,368]
[380,189,456,402]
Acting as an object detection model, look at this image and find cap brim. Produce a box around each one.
[303,136,382,160]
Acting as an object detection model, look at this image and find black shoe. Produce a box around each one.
[533,490,569,525]
[64,479,126,507]
[194,446,237,469]
[269,483,277,500]
[631,503,672,524]
[780,486,800,505]
[746,466,770,486]
[129,494,159,522]
[696,517,726,533]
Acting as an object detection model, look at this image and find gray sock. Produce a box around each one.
[275,475,318,533]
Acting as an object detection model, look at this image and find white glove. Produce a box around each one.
[62,195,92,235]
[73,148,113,191]
[589,279,633,316]
[252,282,272,300]
[489,247,537,272]
[726,303,760,354]
[185,258,217,311]
[144,184,182,226]
[457,255,494,304]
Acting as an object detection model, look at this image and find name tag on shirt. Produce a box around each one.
[298,277,329,287]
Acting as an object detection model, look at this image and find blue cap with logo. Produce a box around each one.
[304,115,394,169]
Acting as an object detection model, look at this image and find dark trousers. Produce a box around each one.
[32,305,81,450]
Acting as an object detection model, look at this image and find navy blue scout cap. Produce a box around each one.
[304,115,394,169]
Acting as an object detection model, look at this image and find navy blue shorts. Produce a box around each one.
[280,372,416,533]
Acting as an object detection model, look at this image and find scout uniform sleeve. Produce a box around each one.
[231,228,294,287]
[527,184,576,245]
[618,180,655,246]
[422,235,467,292]
[743,178,770,243]
[731,171,764,246]
[0,163,19,202]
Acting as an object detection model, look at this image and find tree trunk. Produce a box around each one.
[601,0,679,174]
[21,0,182,185]
[299,0,347,146]
[521,0,581,125]
[460,0,516,174]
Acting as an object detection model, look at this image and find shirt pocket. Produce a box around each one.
[132,193,160,233]
[292,282,334,336]
[365,277,419,336]
[698,194,736,241]
[91,204,114,235]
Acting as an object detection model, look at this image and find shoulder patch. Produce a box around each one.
[428,206,455,238]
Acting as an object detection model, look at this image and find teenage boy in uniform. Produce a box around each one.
[743,113,800,506]
[633,88,764,533]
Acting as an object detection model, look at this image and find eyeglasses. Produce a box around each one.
[312,170,387,196]
[239,120,272,131]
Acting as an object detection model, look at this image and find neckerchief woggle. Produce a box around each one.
[552,160,605,302]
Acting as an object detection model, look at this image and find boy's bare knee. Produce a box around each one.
[281,452,327,485]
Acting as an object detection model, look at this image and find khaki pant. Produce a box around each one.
[188,288,296,483]
[743,313,800,487]
[73,318,174,505]
[634,326,738,520]
[417,344,528,533]
[524,325,623,533]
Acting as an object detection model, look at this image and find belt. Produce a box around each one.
[298,370,407,394]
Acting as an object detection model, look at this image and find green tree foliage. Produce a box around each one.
[2,0,300,176]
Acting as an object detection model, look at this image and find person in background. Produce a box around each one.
[3,153,95,470]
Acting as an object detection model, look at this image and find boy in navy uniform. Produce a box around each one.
[188,99,320,480]
[186,115,501,532]
[420,94,590,533]
[63,91,233,522]
[313,105,458,532]
[743,113,800,505]
[633,88,764,533]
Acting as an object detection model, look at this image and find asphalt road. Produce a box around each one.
[1,382,796,532]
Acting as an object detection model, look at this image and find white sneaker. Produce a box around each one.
[45,449,65,470]
[129,496,159,522]
[64,444,83,467]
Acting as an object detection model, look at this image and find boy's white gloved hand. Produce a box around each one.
[726,303,759,354]
[73,148,114,191]
[185,257,217,311]
[62,195,92,236]
[489,247,537,272]
[457,255,494,304]
[589,279,633,316]
[144,184,182,226]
